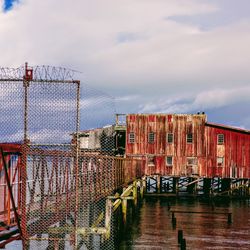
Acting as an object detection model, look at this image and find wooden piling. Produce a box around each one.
[180,238,186,250]
[203,178,211,197]
[172,217,176,228]
[167,202,171,211]
[133,181,138,206]
[178,230,183,244]
[105,199,113,239]
[172,213,176,228]
[173,177,178,194]
[227,213,232,224]
[157,175,161,193]
[122,199,127,224]
[140,180,144,199]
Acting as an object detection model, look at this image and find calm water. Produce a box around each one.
[4,198,250,249]
[119,197,250,250]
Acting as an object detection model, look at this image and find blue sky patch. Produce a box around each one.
[3,0,17,11]
[117,32,138,44]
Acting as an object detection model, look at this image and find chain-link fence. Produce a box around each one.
[0,64,146,250]
[0,64,81,249]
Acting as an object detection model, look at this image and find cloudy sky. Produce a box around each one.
[1,0,250,130]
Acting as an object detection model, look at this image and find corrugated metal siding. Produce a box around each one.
[126,114,250,178]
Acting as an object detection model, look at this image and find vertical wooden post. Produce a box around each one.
[122,199,127,224]
[105,199,112,240]
[227,213,232,224]
[157,175,161,193]
[121,187,127,224]
[178,230,183,244]
[133,181,138,206]
[140,180,144,199]
[203,178,211,197]
[180,238,186,250]
[173,177,178,194]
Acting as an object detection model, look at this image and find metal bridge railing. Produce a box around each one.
[0,145,146,248]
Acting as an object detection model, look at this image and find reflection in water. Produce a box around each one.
[4,198,250,249]
[119,198,250,250]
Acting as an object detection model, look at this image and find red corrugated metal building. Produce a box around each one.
[125,114,250,178]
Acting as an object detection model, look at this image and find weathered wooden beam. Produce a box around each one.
[105,199,112,239]
[91,212,104,228]
[48,226,107,236]
[183,178,201,187]
[120,185,133,198]
[113,199,121,212]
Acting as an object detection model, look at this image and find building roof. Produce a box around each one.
[205,122,250,134]
[73,125,115,135]
[127,113,206,116]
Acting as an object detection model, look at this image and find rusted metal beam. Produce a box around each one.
[0,233,21,248]
[0,148,22,238]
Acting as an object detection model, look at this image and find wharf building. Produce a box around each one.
[123,113,250,179]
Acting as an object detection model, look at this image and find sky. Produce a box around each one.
[1,0,250,133]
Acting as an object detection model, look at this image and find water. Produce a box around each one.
[3,198,250,249]
[119,198,250,250]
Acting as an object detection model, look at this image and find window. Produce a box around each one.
[187,133,193,143]
[128,132,135,143]
[148,156,155,166]
[148,132,155,143]
[166,156,173,166]
[217,157,224,166]
[217,134,224,145]
[167,133,173,143]
[187,157,197,165]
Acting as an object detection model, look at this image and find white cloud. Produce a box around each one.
[0,0,218,67]
[29,129,71,143]
[1,128,71,143]
[31,98,76,112]
[139,86,250,113]
[115,95,139,102]
[0,0,250,128]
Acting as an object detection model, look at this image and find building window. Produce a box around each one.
[217,157,224,166]
[167,133,173,143]
[187,157,197,165]
[148,156,155,166]
[148,132,155,143]
[217,134,224,145]
[187,133,193,143]
[166,156,173,166]
[128,132,135,143]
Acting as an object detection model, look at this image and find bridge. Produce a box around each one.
[0,143,145,249]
